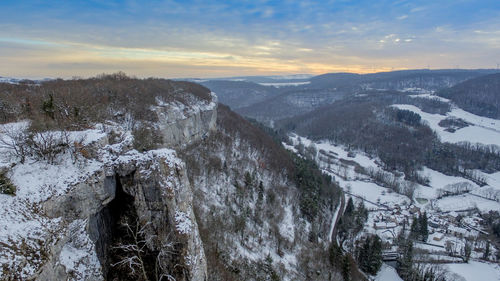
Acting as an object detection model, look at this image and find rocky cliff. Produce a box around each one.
[0,76,342,281]
[180,105,342,280]
[0,78,216,280]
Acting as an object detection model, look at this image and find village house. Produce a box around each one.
[433,233,445,241]
[374,222,398,230]
[447,225,478,240]
[409,205,420,215]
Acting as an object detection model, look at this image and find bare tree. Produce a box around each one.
[111,217,179,281]
[0,123,30,163]
[111,220,151,280]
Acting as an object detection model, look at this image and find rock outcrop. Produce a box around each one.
[0,90,216,280]
[154,92,217,148]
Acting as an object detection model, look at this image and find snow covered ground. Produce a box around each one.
[339,179,410,207]
[392,104,500,147]
[446,261,500,281]
[0,124,109,278]
[375,264,403,281]
[412,167,500,213]
[409,93,449,102]
[286,133,500,281]
[482,171,500,191]
[435,194,500,213]
[0,119,195,279]
[289,134,379,170]
[258,81,311,87]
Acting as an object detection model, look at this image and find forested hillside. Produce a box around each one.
[200,70,497,123]
[180,105,359,280]
[438,73,500,119]
[199,80,277,110]
[278,92,500,183]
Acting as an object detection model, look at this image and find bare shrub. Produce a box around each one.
[0,172,16,195]
[26,130,70,164]
[0,123,30,163]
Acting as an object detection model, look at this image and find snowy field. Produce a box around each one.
[435,194,500,213]
[375,264,403,281]
[446,261,500,281]
[413,167,500,213]
[482,171,500,191]
[258,81,311,87]
[338,179,410,207]
[414,167,477,200]
[409,93,449,102]
[289,134,379,170]
[392,104,500,147]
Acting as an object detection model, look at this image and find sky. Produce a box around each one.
[1,0,500,78]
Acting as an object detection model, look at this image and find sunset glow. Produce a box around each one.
[1,1,499,78]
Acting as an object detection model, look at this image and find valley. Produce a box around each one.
[1,70,500,280]
[3,0,500,280]
[199,70,500,281]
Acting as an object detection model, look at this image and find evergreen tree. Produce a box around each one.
[329,242,342,268]
[410,216,419,239]
[395,227,406,248]
[368,235,383,274]
[257,180,264,207]
[354,201,368,233]
[356,201,368,221]
[341,254,351,281]
[355,235,382,275]
[264,254,280,281]
[355,239,369,272]
[42,94,55,119]
[464,241,472,263]
[258,181,264,198]
[420,212,429,242]
[244,171,253,188]
[409,213,429,241]
[397,240,414,280]
[345,197,355,215]
[484,241,491,260]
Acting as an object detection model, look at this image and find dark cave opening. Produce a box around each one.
[90,173,187,281]
[105,174,162,281]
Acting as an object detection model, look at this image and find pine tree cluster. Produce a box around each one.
[354,234,382,275]
[410,212,429,242]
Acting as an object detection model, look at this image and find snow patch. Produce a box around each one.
[175,211,192,234]
[59,220,102,280]
[258,81,311,88]
[279,205,295,242]
[445,261,500,281]
[375,263,403,281]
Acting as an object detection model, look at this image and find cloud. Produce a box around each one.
[410,6,427,13]
[1,1,499,77]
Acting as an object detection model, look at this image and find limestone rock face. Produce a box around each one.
[155,92,217,148]
[0,94,216,281]
[36,149,207,281]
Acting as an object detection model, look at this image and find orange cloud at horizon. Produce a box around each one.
[0,37,482,79]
